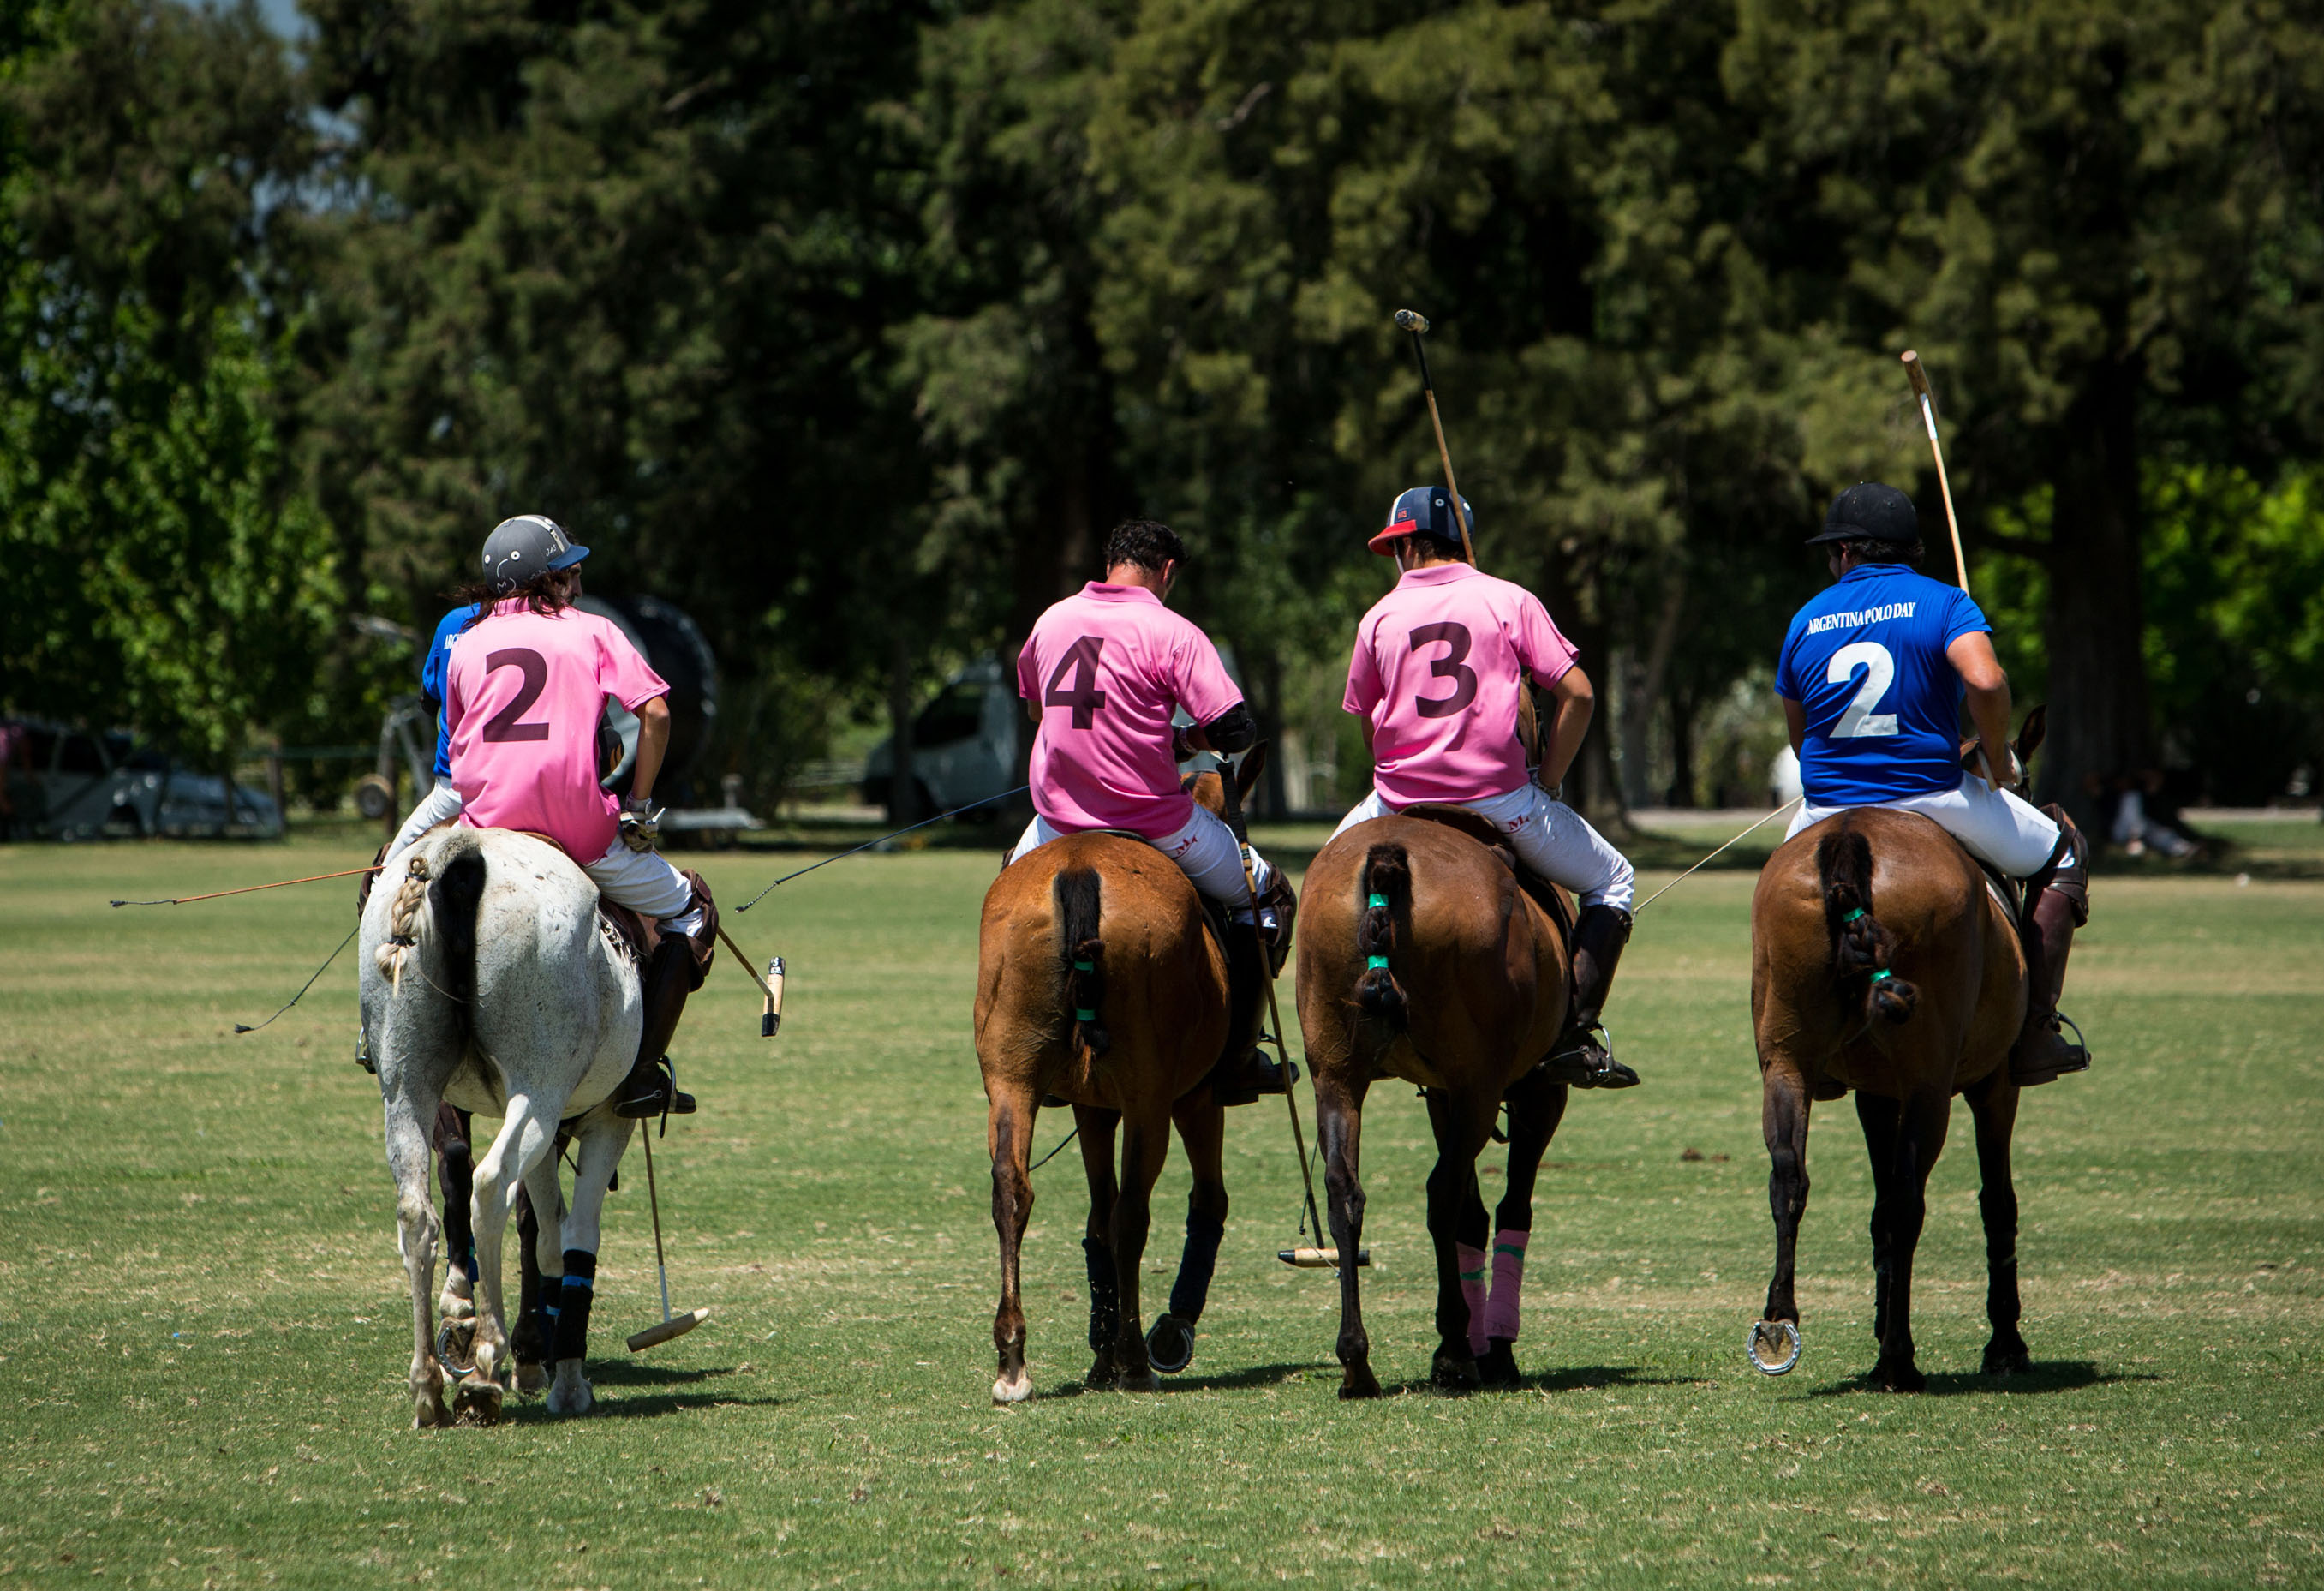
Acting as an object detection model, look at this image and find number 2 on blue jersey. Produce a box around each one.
[1826,641,1898,738]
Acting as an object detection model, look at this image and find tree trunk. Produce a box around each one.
[1665,685,1697,809]
[2034,377,2148,833]
[887,629,919,826]
[1253,648,1287,820]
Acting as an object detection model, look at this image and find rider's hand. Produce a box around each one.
[1978,741,2014,792]
[618,795,662,852]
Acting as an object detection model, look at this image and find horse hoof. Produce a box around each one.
[413,1394,453,1430]
[1477,1340,1522,1387]
[1431,1349,1481,1391]
[1145,1314,1195,1375]
[1084,1352,1120,1390]
[1117,1367,1160,1394]
[992,1371,1034,1405]
[434,1317,478,1378]
[451,1375,504,1426]
[1339,1368,1383,1401]
[1747,1319,1802,1376]
[1984,1341,2033,1378]
[546,1373,595,1417]
[1873,1360,1926,1393]
[516,1361,548,1397]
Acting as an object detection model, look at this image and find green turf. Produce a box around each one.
[2,830,2320,1588]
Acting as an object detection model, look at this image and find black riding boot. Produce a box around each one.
[613,937,699,1118]
[1207,871,1299,1107]
[1544,905,1640,1089]
[2013,814,2091,1086]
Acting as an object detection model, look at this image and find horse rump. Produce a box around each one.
[1815,822,1917,1026]
[1353,843,1411,1030]
[1054,864,1109,1062]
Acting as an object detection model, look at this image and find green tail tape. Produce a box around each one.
[1075,1008,1097,1021]
[1366,954,1390,970]
[1367,893,1387,909]
[1072,959,1094,973]
[1842,908,1866,923]
[1869,969,1892,984]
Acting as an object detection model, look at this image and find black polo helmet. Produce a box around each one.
[1370,485,1473,554]
[1807,482,1918,546]
[480,514,589,595]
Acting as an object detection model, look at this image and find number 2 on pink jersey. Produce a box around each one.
[1043,637,1108,728]
[481,648,552,742]
[1408,622,1478,718]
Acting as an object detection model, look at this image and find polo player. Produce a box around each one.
[1775,483,2090,1085]
[441,514,717,1118]
[1007,517,1296,1104]
[1328,487,1640,1089]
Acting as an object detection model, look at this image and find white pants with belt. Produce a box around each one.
[1008,805,1277,916]
[1785,775,2061,877]
[382,783,699,930]
[1329,782,1636,912]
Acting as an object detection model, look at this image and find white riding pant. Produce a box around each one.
[381,783,700,930]
[1008,806,1278,917]
[1786,777,2061,878]
[380,781,464,875]
[1330,782,1636,912]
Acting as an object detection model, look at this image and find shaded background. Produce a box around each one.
[3,0,2321,833]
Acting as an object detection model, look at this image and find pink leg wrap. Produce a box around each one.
[1484,1229,1528,1343]
[1457,1242,1490,1357]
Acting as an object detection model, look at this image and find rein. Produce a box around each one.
[1631,798,1804,914]
[734,784,1030,912]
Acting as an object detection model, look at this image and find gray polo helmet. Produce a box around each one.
[481,514,589,595]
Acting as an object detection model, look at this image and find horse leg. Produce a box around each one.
[1147,1093,1228,1376]
[463,1091,562,1421]
[988,1086,1038,1403]
[1855,1093,1902,1350]
[432,1105,477,1320]
[512,1159,563,1396]
[1479,1069,1568,1386]
[1454,1158,1491,1367]
[546,1115,634,1416]
[1967,1073,2032,1375]
[1861,1088,1950,1391]
[1753,1062,1812,1373]
[1073,1106,1124,1388]
[1317,1074,1380,1399]
[1424,1087,1498,1390]
[1106,1113,1171,1392]
[384,1083,451,1428]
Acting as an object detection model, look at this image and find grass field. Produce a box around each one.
[3,822,2321,1588]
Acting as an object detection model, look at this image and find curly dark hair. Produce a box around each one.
[1832,535,1923,566]
[454,565,582,630]
[1102,518,1188,575]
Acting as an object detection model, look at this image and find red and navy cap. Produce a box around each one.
[1369,486,1473,554]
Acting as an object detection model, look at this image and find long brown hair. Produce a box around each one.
[455,566,581,631]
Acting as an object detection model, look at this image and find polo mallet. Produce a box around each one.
[713,926,785,1040]
[1901,350,1971,597]
[624,1126,710,1352]
[1395,308,1477,565]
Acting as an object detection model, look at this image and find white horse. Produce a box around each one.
[359,826,642,1427]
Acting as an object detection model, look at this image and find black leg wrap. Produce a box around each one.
[1083,1235,1120,1353]
[552,1249,597,1363]
[1168,1212,1227,1325]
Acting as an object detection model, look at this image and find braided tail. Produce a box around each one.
[1817,822,1916,1027]
[1353,843,1411,1030]
[1054,865,1108,1071]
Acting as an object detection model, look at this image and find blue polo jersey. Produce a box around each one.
[420,604,483,780]
[1774,565,1989,805]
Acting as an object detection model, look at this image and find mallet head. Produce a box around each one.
[1900,349,1932,399]
[1394,308,1430,333]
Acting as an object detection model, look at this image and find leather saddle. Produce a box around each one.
[1395,803,1577,948]
[596,868,718,988]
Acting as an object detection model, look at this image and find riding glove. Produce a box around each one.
[618,796,662,852]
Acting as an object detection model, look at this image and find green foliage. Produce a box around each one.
[0,0,346,765]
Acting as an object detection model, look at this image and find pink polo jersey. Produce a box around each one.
[1344,563,1579,807]
[445,601,670,864]
[1017,582,1244,837]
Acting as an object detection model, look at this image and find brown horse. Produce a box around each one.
[1296,807,1586,1397]
[973,759,1287,1403]
[1748,715,2069,1390]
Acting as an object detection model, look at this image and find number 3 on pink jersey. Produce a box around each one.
[1044,636,1108,728]
[1409,622,1478,718]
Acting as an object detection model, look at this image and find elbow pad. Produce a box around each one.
[1201,705,1258,754]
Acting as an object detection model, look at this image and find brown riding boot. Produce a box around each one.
[1544,905,1640,1090]
[1207,871,1300,1107]
[614,877,719,1119]
[2012,816,2091,1086]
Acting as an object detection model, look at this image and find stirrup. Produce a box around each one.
[1539,1022,1640,1090]
[614,1055,698,1121]
[2011,1014,2090,1086]
[355,1031,376,1075]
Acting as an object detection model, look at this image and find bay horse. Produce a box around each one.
[1748,713,2063,1389]
[360,826,655,1426]
[973,757,1287,1403]
[1295,806,1589,1397]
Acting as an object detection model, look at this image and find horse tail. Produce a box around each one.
[1816,822,1917,1026]
[1354,843,1410,1030]
[429,834,487,1011]
[1054,864,1108,1068]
